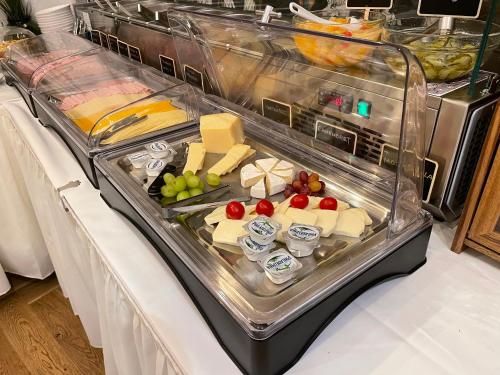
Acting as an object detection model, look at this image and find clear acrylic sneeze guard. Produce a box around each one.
[94,8,433,375]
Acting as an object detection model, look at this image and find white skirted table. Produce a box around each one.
[1,86,500,375]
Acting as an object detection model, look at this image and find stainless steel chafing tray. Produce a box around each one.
[94,14,433,370]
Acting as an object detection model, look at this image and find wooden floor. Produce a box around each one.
[0,274,105,375]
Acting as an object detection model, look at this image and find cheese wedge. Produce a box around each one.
[332,209,365,238]
[256,158,279,173]
[270,169,294,184]
[272,213,293,242]
[212,219,247,246]
[200,113,244,153]
[265,173,286,196]
[277,194,296,214]
[208,144,250,176]
[183,143,206,175]
[311,209,339,237]
[240,164,265,188]
[272,160,294,171]
[285,207,318,226]
[305,196,323,210]
[350,207,373,225]
[205,205,226,225]
[250,177,266,199]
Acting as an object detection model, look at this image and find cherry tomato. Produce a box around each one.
[290,194,309,209]
[256,199,274,217]
[319,197,338,210]
[226,201,245,220]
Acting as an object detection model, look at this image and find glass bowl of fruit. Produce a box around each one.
[292,9,385,68]
[382,17,500,82]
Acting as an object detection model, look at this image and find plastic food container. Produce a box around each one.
[146,141,176,161]
[145,159,165,177]
[0,26,34,58]
[382,17,500,82]
[258,249,303,284]
[238,235,276,261]
[293,9,384,67]
[244,215,282,246]
[284,224,322,257]
[128,150,151,168]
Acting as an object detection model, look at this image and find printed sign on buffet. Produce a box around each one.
[417,0,482,18]
[345,0,393,9]
[379,143,439,203]
[108,35,119,53]
[262,98,292,127]
[117,41,130,58]
[184,65,204,92]
[315,120,357,155]
[159,55,176,77]
[128,45,142,63]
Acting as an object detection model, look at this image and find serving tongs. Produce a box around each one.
[164,195,251,219]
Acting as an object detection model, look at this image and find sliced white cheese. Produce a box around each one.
[311,209,339,237]
[272,160,294,171]
[240,163,265,188]
[277,194,296,214]
[270,169,294,184]
[204,205,226,225]
[272,213,294,243]
[212,219,248,246]
[208,144,250,176]
[255,158,279,173]
[243,149,256,161]
[337,200,350,211]
[350,207,373,225]
[250,177,266,199]
[305,196,323,210]
[285,207,318,226]
[265,172,286,196]
[332,209,365,238]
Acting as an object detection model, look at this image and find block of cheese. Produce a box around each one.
[212,219,248,246]
[208,144,250,176]
[332,209,365,238]
[240,164,265,188]
[256,158,279,173]
[285,207,318,226]
[311,209,339,237]
[200,113,244,153]
[305,196,323,210]
[350,208,373,225]
[270,169,294,184]
[265,173,286,196]
[273,160,294,171]
[205,205,226,225]
[272,213,293,242]
[250,177,266,199]
[183,143,206,175]
[277,194,296,214]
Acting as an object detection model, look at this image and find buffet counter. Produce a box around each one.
[1,86,500,375]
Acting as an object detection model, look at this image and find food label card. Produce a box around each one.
[345,0,393,9]
[184,65,204,92]
[159,55,176,77]
[128,45,142,63]
[315,120,357,155]
[417,0,482,18]
[108,35,119,53]
[118,41,129,58]
[262,98,292,127]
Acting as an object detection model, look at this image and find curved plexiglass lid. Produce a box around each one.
[3,32,98,88]
[33,48,197,149]
[0,26,35,58]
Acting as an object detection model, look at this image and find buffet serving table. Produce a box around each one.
[1,86,500,375]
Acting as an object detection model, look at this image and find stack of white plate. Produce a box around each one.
[36,4,75,34]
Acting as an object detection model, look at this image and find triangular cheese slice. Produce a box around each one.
[256,158,279,173]
[250,177,266,199]
[265,173,286,196]
[240,164,265,188]
[272,160,294,171]
[270,169,294,184]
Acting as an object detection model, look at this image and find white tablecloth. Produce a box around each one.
[1,88,500,375]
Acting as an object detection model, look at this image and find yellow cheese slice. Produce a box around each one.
[305,196,323,210]
[272,213,293,243]
[204,205,226,225]
[183,143,206,175]
[285,207,318,226]
[311,209,339,237]
[208,144,251,176]
[332,209,365,238]
[337,200,350,211]
[212,219,248,246]
[200,113,244,153]
[277,194,296,214]
[349,207,372,225]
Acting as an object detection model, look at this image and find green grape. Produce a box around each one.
[206,173,221,187]
[197,179,205,190]
[160,196,176,206]
[161,184,177,198]
[174,176,187,192]
[183,170,195,179]
[163,173,176,185]
[186,175,201,189]
[176,190,191,201]
[189,188,203,197]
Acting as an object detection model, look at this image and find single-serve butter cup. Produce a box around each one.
[145,159,166,177]
[244,215,281,246]
[128,150,150,168]
[284,224,322,258]
[146,141,177,161]
[258,249,302,284]
[238,235,275,261]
